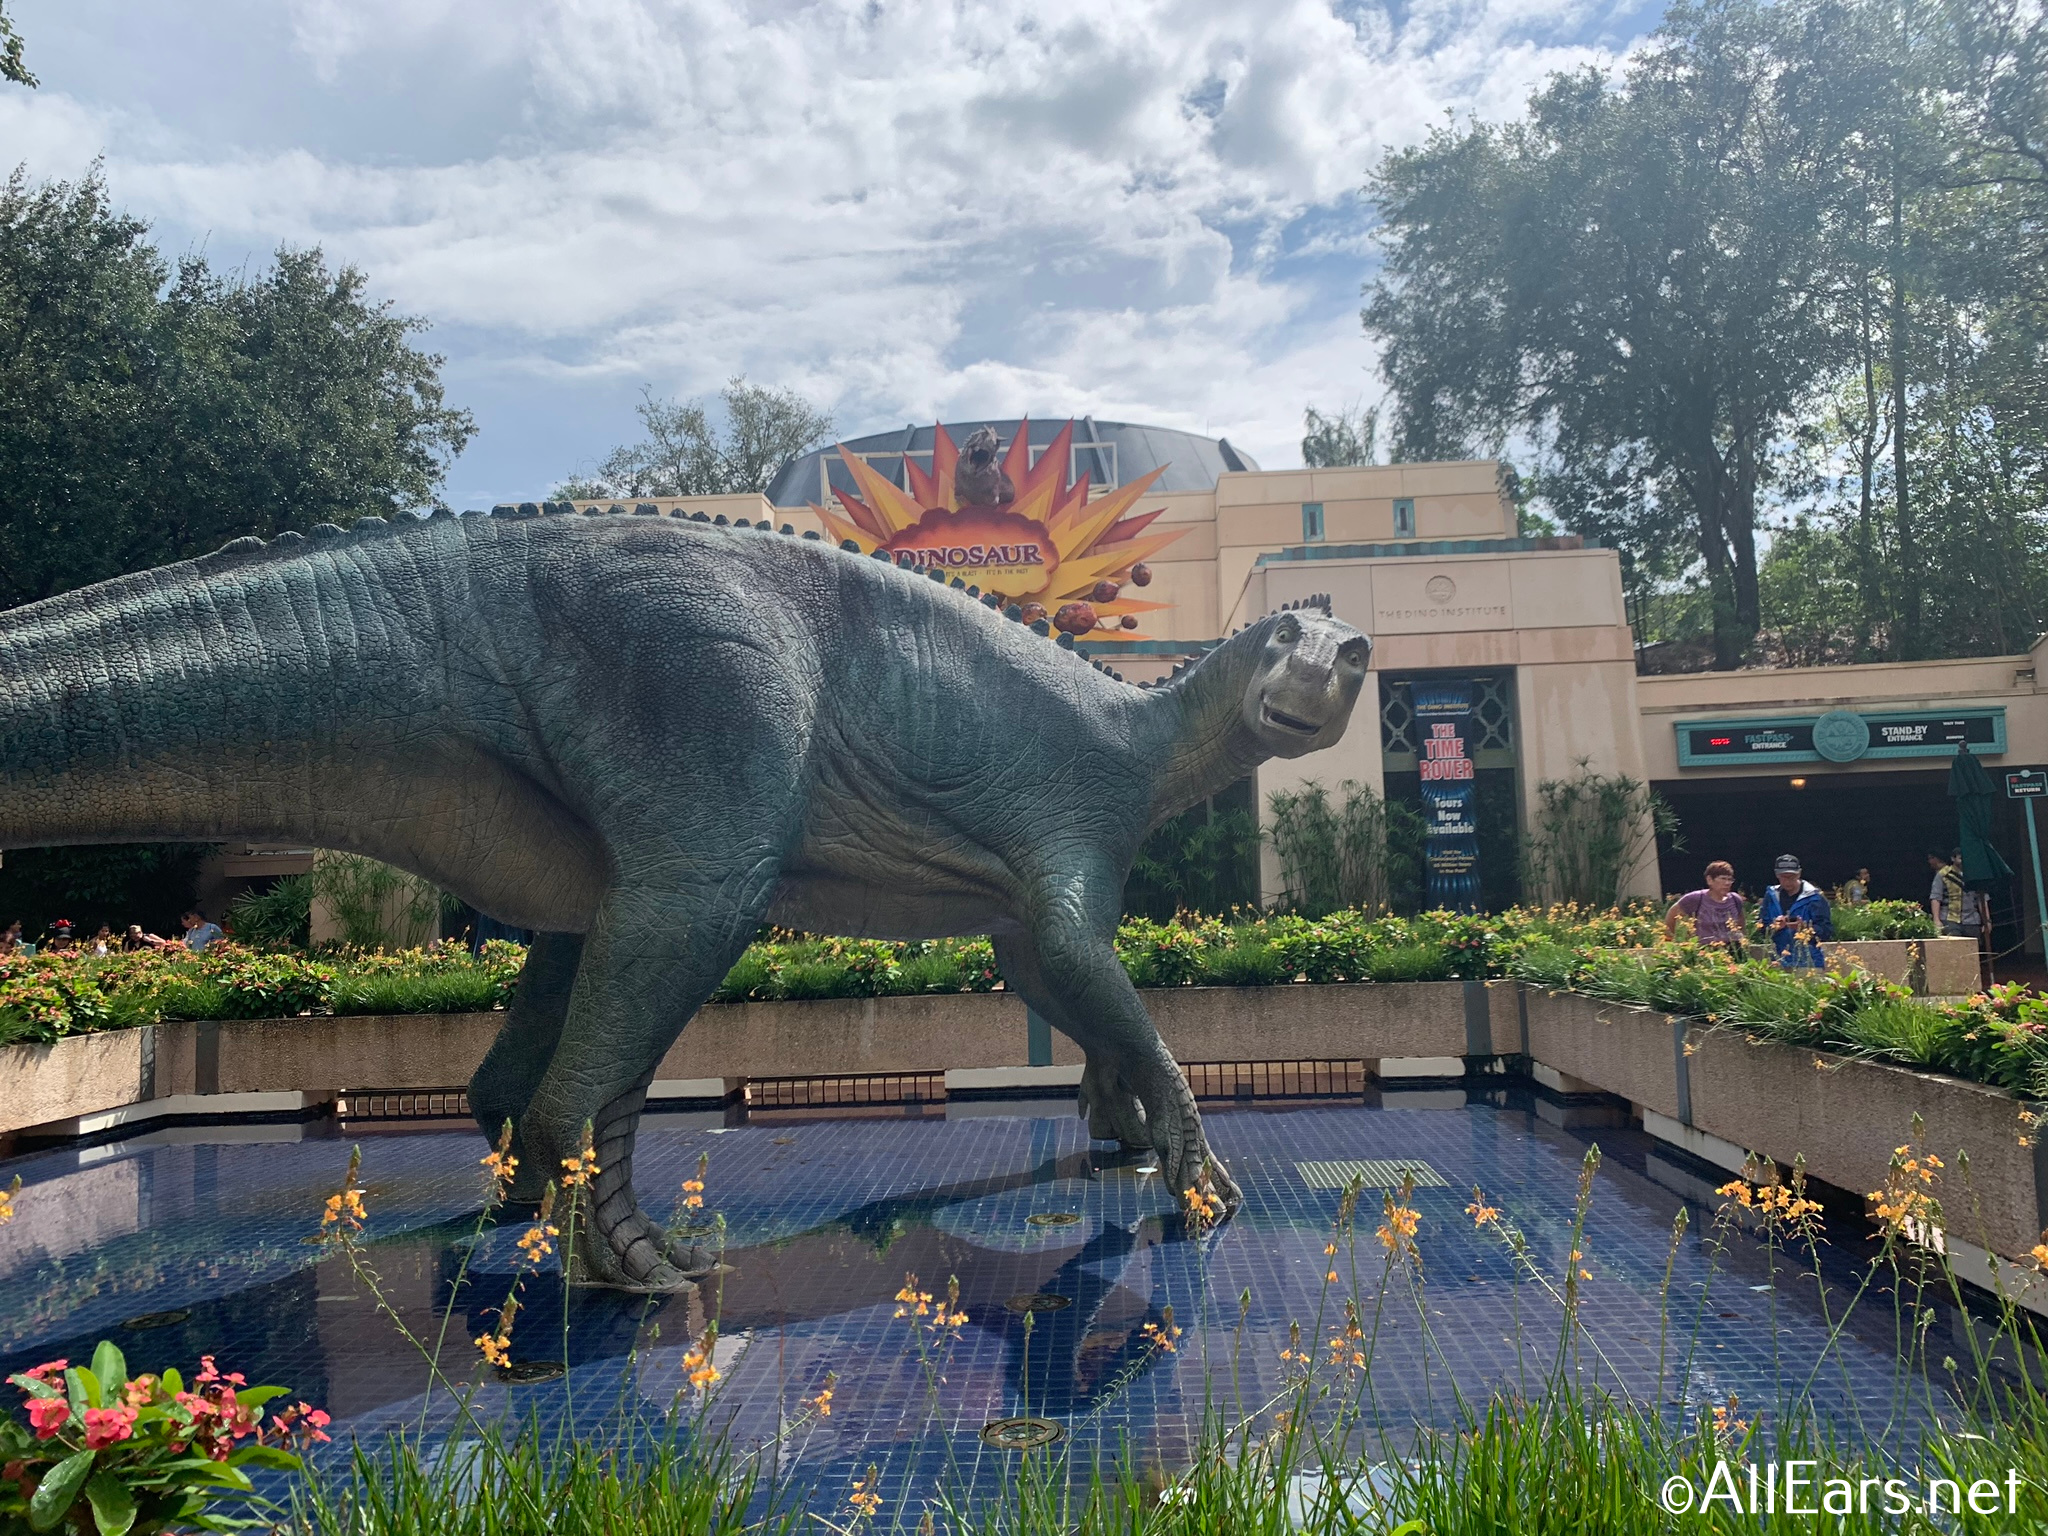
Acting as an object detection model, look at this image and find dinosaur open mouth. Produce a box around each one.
[1261,703,1320,736]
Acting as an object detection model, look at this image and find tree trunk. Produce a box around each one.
[1689,454,1750,671]
[1889,110,1919,658]
[1855,272,1881,656]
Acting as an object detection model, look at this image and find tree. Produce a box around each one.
[0,168,475,609]
[1300,403,1378,467]
[1365,0,1849,668]
[558,378,833,499]
[0,0,33,88]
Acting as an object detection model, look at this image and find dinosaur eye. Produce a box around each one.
[1275,617,1300,644]
[1339,643,1367,669]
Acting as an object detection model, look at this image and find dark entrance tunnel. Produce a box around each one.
[1653,766,2045,961]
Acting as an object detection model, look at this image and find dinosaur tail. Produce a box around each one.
[0,538,427,851]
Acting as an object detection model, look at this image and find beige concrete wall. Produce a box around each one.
[1237,547,1654,900]
[12,983,2044,1263]
[0,1029,145,1134]
[1638,643,2048,781]
[1214,461,1515,549]
[1517,660,1662,899]
[1688,1027,2041,1258]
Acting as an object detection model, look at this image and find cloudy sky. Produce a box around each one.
[2,0,1661,505]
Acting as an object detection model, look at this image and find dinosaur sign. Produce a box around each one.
[811,420,1187,633]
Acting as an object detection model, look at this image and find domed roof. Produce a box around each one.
[764,417,1259,509]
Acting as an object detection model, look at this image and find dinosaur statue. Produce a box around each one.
[953,426,1016,508]
[0,505,1371,1290]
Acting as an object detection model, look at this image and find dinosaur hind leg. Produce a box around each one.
[1017,897,1242,1217]
[992,935,1149,1148]
[469,932,584,1202]
[519,886,770,1292]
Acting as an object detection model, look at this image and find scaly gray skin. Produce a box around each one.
[0,505,1370,1290]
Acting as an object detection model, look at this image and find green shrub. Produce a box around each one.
[1267,912,1375,983]
[713,950,772,1003]
[1837,997,1962,1069]
[771,960,855,1001]
[1211,939,1285,987]
[896,947,968,993]
[1833,899,1938,941]
[328,969,508,1016]
[226,874,313,948]
[1365,941,1451,983]
[149,976,233,1022]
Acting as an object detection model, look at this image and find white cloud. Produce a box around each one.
[5,0,1647,490]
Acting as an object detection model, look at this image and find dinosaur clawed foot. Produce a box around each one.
[575,1207,721,1294]
[1078,1054,1153,1150]
[1113,1051,1241,1224]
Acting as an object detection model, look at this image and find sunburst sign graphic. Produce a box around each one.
[809,419,1187,637]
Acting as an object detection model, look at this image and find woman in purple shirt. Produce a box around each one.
[1665,861,1746,959]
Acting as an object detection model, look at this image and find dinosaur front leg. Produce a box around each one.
[992,934,1149,1148]
[518,889,764,1292]
[1024,898,1242,1217]
[469,932,584,1202]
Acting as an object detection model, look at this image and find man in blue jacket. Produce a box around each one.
[1759,853,1831,969]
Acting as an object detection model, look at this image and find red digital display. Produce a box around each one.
[1708,737,1732,746]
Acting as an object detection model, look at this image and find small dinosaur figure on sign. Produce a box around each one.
[953,426,1016,508]
[0,508,1369,1291]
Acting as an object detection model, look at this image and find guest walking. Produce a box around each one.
[1665,861,1747,959]
[1760,854,1831,970]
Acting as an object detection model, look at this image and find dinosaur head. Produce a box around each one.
[961,426,1002,466]
[1236,603,1371,758]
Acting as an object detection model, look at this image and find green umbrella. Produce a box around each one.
[1949,743,2015,885]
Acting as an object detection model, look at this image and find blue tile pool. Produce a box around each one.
[0,1091,1997,1515]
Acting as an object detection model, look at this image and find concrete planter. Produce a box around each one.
[5,980,2039,1276]
[1,981,1520,1139]
[0,1028,147,1135]
[1741,936,1979,995]
[1523,988,2047,1267]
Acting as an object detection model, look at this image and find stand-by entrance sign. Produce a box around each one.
[2008,770,2048,955]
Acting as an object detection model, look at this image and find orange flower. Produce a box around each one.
[1140,1305,1181,1354]
[480,1122,519,1197]
[682,1322,721,1390]
[1376,1195,1421,1263]
[849,1467,882,1519]
[319,1148,367,1239]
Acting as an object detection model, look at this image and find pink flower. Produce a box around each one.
[83,1406,137,1449]
[22,1360,66,1385]
[26,1397,69,1439]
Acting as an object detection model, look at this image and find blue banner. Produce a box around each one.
[1412,682,1481,912]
